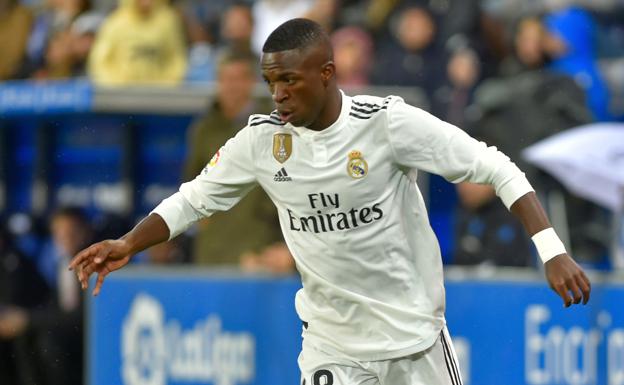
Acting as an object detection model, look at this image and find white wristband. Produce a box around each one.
[531,228,567,264]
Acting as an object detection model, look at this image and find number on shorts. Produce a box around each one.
[313,369,333,385]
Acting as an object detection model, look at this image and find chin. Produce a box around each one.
[289,116,310,128]
[290,120,306,127]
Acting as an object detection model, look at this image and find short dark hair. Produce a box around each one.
[262,18,329,53]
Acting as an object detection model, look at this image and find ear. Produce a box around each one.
[320,61,335,86]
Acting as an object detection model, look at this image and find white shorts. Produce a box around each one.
[299,326,463,385]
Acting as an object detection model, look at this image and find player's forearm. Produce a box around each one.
[120,213,170,255]
[510,192,570,264]
[509,191,551,236]
[511,192,589,305]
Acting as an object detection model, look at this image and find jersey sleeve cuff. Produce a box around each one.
[150,192,201,240]
[497,176,535,210]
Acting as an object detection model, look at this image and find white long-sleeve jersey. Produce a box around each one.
[153,92,534,361]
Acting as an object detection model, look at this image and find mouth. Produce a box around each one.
[277,108,294,123]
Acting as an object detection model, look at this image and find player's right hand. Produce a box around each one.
[68,239,133,296]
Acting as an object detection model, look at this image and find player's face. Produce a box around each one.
[261,47,332,128]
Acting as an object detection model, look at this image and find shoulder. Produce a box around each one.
[349,95,405,120]
[233,111,287,145]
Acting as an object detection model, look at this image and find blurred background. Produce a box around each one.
[0,0,623,384]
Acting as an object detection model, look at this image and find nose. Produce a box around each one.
[272,83,288,104]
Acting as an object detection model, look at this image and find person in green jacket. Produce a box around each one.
[184,49,293,272]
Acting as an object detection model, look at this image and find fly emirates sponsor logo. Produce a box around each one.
[287,192,383,233]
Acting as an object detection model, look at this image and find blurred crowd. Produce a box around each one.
[1,1,623,383]
[0,0,621,111]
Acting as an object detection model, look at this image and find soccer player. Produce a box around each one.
[70,18,591,385]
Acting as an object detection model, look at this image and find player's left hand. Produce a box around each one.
[544,254,591,307]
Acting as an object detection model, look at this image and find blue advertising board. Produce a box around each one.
[88,271,302,385]
[88,270,624,385]
[0,80,93,115]
[445,280,623,385]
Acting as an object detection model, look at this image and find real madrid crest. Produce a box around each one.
[347,150,368,179]
[273,133,292,163]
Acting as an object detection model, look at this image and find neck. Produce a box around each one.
[308,87,342,131]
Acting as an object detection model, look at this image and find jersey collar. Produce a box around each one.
[291,90,351,138]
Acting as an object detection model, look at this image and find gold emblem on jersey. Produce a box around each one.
[273,133,292,163]
[347,150,368,179]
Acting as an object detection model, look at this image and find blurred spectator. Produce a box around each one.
[220,3,255,55]
[0,224,41,309]
[180,4,216,83]
[544,6,613,121]
[251,0,316,55]
[184,2,258,83]
[481,0,621,20]
[499,17,545,76]
[371,6,446,97]
[430,0,497,77]
[0,207,88,385]
[468,78,590,182]
[145,237,189,264]
[44,207,88,311]
[183,50,293,272]
[0,0,33,80]
[459,14,611,265]
[304,0,338,31]
[25,0,91,77]
[29,10,102,80]
[364,0,401,33]
[176,0,249,47]
[184,50,266,180]
[471,16,592,174]
[595,8,624,119]
[0,222,50,385]
[362,0,482,54]
[435,0,482,51]
[185,2,258,83]
[32,29,73,79]
[67,12,103,77]
[454,182,532,267]
[88,0,187,85]
[431,46,481,127]
[331,26,373,88]
[240,241,297,275]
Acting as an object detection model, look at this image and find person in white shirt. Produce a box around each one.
[70,18,591,385]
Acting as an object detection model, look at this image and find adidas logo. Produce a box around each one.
[274,167,292,182]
